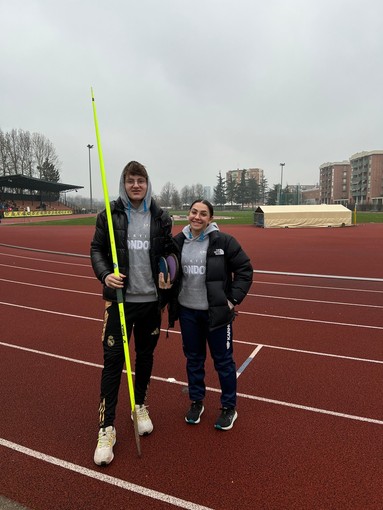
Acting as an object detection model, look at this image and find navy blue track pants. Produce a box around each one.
[179,305,237,408]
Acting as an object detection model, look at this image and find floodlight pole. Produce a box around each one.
[279,162,285,205]
[87,144,94,212]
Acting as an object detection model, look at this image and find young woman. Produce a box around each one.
[164,200,253,430]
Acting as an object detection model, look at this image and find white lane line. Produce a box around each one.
[239,310,383,330]
[0,439,214,510]
[0,342,104,368]
[1,301,382,331]
[0,278,100,296]
[170,330,383,364]
[0,243,88,259]
[1,244,381,283]
[254,270,383,283]
[236,392,383,425]
[0,251,90,267]
[1,279,381,308]
[0,302,102,321]
[235,340,383,365]
[248,293,383,309]
[1,276,381,307]
[236,345,263,378]
[0,263,94,279]
[253,281,383,294]
[1,342,382,426]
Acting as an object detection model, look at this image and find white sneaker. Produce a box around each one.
[94,426,116,466]
[132,404,153,436]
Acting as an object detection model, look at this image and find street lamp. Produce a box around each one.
[279,162,285,205]
[87,144,94,212]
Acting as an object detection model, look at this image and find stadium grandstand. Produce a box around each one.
[0,175,83,219]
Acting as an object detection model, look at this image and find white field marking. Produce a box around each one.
[234,339,383,365]
[0,341,181,384]
[3,337,382,378]
[165,329,383,365]
[1,244,381,283]
[235,393,383,425]
[2,278,381,307]
[253,280,383,294]
[1,299,382,333]
[248,293,383,309]
[0,263,94,279]
[0,243,88,259]
[0,439,214,510]
[0,342,104,368]
[1,341,382,425]
[0,251,90,267]
[0,302,102,321]
[238,310,383,330]
[254,270,383,283]
[236,345,263,377]
[0,278,100,296]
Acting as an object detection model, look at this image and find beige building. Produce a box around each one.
[319,161,351,205]
[350,151,383,207]
[226,168,264,184]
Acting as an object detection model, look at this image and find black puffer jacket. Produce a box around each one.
[90,197,174,306]
[169,230,253,331]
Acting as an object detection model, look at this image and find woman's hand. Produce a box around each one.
[159,272,172,289]
[227,300,235,310]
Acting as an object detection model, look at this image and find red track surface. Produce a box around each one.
[1,223,382,509]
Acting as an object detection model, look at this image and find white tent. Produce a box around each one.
[254,204,352,228]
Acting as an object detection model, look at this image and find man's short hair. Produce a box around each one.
[123,161,148,181]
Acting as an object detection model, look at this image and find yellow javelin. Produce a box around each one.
[91,87,141,457]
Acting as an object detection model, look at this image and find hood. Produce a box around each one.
[182,221,219,241]
[119,169,152,221]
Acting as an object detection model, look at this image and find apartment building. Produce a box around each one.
[226,167,264,184]
[319,161,351,205]
[350,150,383,207]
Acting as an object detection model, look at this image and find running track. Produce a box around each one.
[0,223,382,509]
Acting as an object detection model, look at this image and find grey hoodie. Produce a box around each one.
[178,222,219,310]
[118,171,157,303]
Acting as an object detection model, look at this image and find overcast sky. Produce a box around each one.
[1,0,383,199]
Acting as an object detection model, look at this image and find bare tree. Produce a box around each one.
[171,188,181,209]
[0,128,60,180]
[159,181,176,207]
[181,185,192,206]
[19,130,33,177]
[195,183,204,199]
[5,129,21,175]
[32,132,59,176]
[0,129,10,176]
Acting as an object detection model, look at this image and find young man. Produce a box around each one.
[90,161,173,466]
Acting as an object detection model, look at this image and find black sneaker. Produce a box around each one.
[185,401,204,424]
[214,407,238,430]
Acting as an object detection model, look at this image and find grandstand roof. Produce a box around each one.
[0,175,83,193]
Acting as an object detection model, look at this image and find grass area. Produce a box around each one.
[11,216,98,226]
[5,210,383,226]
[172,209,255,225]
[354,211,383,223]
